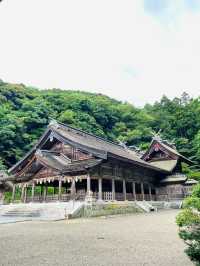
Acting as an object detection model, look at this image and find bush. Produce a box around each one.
[176,184,200,265]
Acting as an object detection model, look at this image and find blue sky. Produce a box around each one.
[144,0,200,15]
[0,0,200,106]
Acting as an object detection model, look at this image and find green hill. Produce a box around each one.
[0,80,200,179]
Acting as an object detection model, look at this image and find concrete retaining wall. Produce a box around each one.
[72,201,143,218]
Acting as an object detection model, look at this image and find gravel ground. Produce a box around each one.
[0,210,193,266]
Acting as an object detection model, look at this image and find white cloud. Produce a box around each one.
[0,0,200,106]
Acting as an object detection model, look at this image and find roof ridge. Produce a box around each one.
[54,121,133,152]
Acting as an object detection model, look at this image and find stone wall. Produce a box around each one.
[72,202,143,218]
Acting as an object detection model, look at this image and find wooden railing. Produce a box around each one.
[144,194,150,201]
[115,193,124,201]
[60,194,71,202]
[156,193,185,201]
[102,192,113,201]
[25,192,156,203]
[76,191,86,201]
[126,193,134,201]
[136,194,143,201]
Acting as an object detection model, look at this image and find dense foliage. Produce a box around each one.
[1,80,200,178]
[176,184,200,265]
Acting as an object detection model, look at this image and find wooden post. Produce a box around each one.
[87,174,91,194]
[24,186,27,203]
[112,178,115,200]
[149,185,152,201]
[21,185,25,202]
[123,179,126,201]
[132,182,136,201]
[43,185,47,202]
[98,178,102,201]
[58,178,62,201]
[141,183,145,201]
[31,183,35,202]
[71,179,76,200]
[11,184,16,203]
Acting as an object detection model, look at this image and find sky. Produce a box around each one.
[0,0,200,106]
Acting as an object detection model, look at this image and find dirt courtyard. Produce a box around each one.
[0,210,192,266]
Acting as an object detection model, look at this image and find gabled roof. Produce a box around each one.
[142,138,193,165]
[49,121,170,173]
[9,121,170,175]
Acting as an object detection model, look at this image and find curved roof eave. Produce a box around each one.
[8,128,52,174]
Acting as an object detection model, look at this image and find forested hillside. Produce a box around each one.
[0,79,200,178]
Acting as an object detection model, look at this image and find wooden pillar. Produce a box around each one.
[112,178,115,200]
[11,184,16,203]
[98,178,102,201]
[149,185,152,201]
[71,179,76,200]
[123,179,126,201]
[87,174,91,194]
[21,185,25,202]
[24,186,27,203]
[141,182,145,201]
[132,182,136,201]
[58,178,62,201]
[43,185,47,202]
[31,183,35,202]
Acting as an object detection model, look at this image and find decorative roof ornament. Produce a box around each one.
[35,149,43,157]
[118,140,128,150]
[49,119,59,129]
[49,132,54,142]
[151,129,162,141]
[151,129,176,149]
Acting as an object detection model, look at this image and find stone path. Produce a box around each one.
[0,210,193,266]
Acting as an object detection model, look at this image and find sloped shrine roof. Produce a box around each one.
[184,179,198,185]
[160,174,187,184]
[148,160,177,172]
[142,138,193,165]
[35,150,71,171]
[36,150,102,173]
[9,121,170,175]
[49,122,168,172]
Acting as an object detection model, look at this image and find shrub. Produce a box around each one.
[176,184,200,265]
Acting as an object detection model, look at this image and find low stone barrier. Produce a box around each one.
[72,201,143,218]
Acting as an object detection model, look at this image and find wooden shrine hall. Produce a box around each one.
[8,120,197,203]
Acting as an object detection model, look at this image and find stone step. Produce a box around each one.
[135,201,156,212]
[3,213,40,217]
[0,201,84,222]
